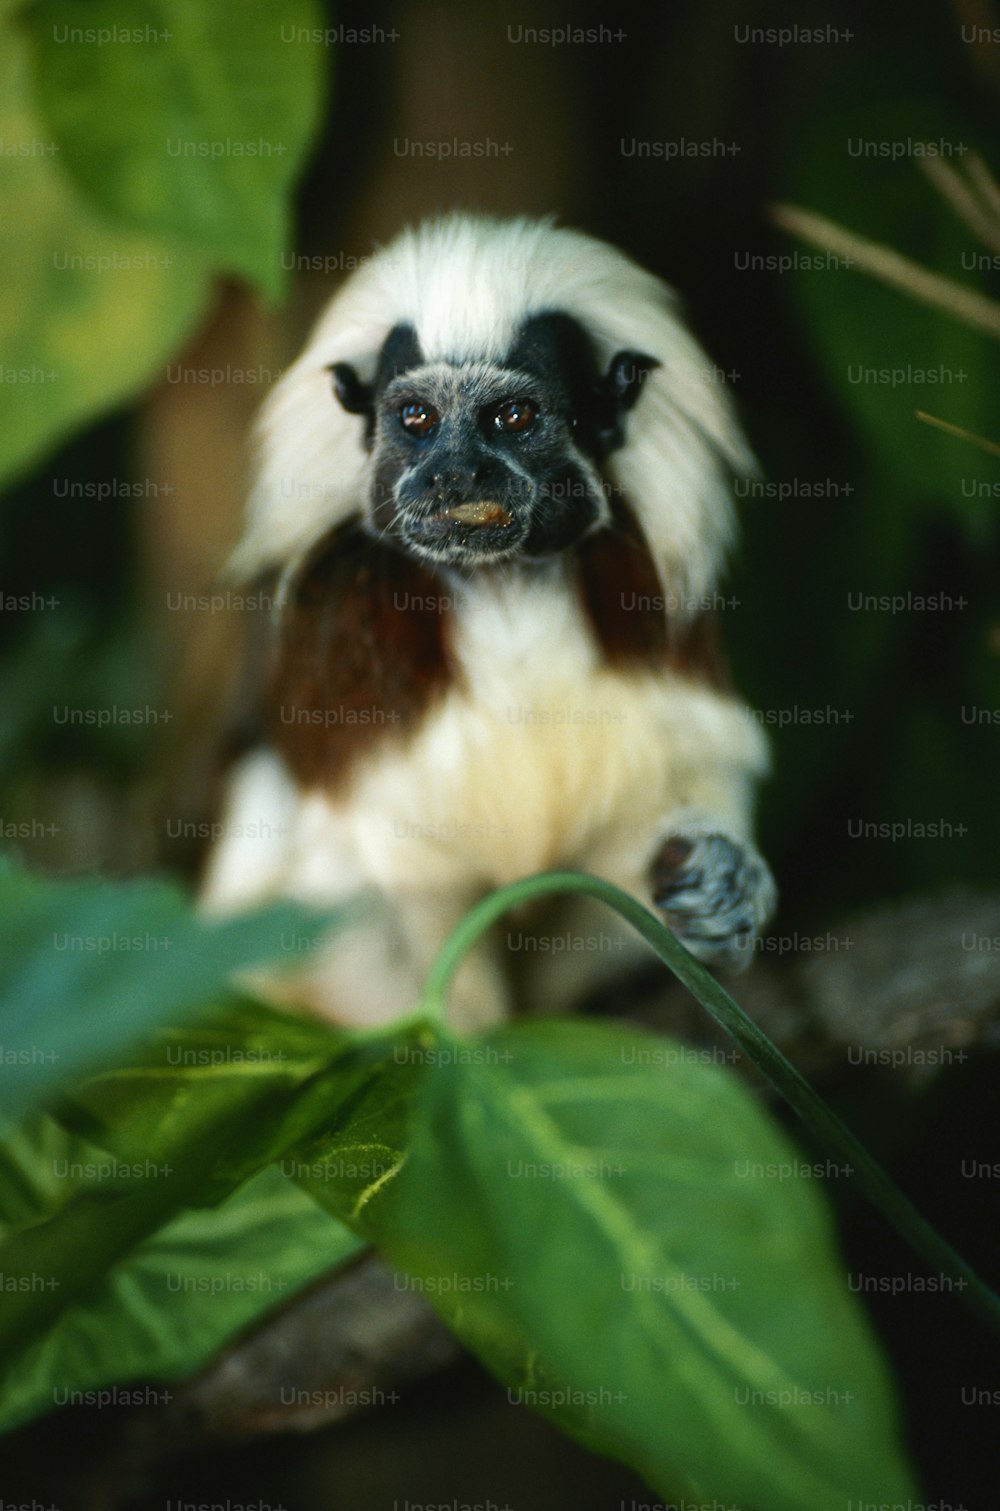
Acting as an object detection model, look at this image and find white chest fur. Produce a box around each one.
[337,569,759,893]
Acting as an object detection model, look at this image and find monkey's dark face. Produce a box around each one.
[330,315,658,569]
[370,359,604,564]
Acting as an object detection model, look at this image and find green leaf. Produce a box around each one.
[23,0,328,297]
[299,1018,917,1510]
[0,10,210,489]
[0,858,337,1124]
[0,999,421,1401]
[0,1160,363,1434]
[0,1111,115,1234]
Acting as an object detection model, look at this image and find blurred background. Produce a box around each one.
[2,0,999,1505]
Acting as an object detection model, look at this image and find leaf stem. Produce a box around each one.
[423,869,1000,1338]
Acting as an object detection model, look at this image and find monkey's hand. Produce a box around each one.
[650,819,776,973]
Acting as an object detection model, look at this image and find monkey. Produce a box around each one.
[201,213,776,1030]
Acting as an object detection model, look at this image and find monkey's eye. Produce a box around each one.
[493,398,537,434]
[399,401,439,437]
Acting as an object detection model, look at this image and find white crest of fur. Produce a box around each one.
[228,213,754,604]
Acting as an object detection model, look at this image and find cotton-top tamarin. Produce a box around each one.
[202,213,776,1029]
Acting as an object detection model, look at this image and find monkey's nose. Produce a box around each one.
[424,463,496,494]
[425,469,467,493]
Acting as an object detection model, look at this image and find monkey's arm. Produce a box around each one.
[580,676,776,973]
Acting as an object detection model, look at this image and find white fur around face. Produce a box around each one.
[228,214,754,611]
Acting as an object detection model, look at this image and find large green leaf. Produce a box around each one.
[23,0,328,297]
[295,1017,917,1510]
[0,974,918,1506]
[0,859,336,1123]
[0,1157,363,1433]
[0,8,210,489]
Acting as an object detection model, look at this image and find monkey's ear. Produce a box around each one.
[328,362,374,417]
[600,350,660,413]
[590,350,660,453]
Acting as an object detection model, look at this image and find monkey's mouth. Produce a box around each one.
[399,499,523,562]
[427,501,513,529]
